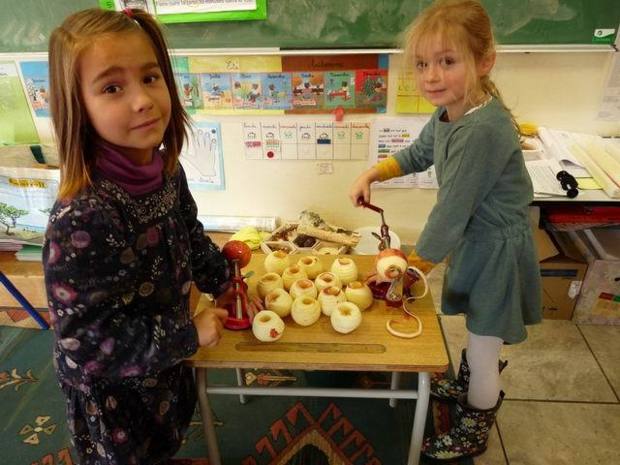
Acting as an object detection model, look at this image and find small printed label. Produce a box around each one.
[593,28,615,44]
[317,162,334,175]
[568,280,582,299]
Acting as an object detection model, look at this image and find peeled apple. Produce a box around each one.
[344,281,373,310]
[252,310,285,342]
[264,288,293,317]
[330,302,362,334]
[291,296,321,326]
[264,250,290,275]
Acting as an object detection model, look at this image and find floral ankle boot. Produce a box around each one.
[422,391,504,461]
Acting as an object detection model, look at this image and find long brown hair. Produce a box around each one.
[402,0,519,132]
[48,8,189,200]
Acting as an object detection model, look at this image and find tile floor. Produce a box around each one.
[426,264,620,465]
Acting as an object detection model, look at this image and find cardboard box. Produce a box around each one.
[535,228,588,320]
[0,256,47,309]
[570,229,620,325]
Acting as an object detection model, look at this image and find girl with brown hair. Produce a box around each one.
[44,8,236,464]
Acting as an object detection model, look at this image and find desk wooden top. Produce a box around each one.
[188,254,449,373]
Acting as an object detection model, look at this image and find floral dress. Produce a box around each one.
[43,165,229,465]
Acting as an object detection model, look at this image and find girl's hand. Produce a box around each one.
[193,307,228,347]
[349,168,379,206]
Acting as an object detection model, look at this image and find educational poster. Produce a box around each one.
[102,0,267,22]
[370,117,437,189]
[156,0,257,14]
[355,69,388,110]
[0,62,39,145]
[324,71,355,109]
[113,0,151,10]
[171,54,388,115]
[178,73,203,111]
[179,120,225,190]
[261,73,292,110]
[282,53,387,114]
[18,61,50,118]
[236,72,263,109]
[171,54,189,73]
[291,72,324,109]
[0,166,60,246]
[242,121,370,161]
[183,56,281,115]
[396,69,435,114]
[200,73,232,109]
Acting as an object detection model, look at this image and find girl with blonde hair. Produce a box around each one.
[44,8,239,464]
[350,0,541,460]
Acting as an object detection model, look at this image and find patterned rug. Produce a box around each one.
[0,322,470,465]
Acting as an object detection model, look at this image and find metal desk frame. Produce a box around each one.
[194,368,430,465]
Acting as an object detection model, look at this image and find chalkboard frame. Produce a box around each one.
[0,0,618,53]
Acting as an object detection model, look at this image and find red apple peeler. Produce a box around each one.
[221,240,252,330]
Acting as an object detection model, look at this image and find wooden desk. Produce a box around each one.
[187,254,449,465]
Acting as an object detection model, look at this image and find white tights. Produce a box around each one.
[466,331,503,409]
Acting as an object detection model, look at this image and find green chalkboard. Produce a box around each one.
[1,0,619,53]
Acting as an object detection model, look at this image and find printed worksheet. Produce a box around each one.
[180,120,225,190]
[370,117,438,189]
[242,121,370,160]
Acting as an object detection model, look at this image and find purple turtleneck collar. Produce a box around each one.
[95,142,164,196]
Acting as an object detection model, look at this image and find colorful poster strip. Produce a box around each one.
[170,54,388,115]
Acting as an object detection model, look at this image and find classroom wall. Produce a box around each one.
[192,51,618,245]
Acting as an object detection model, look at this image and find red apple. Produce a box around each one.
[222,240,252,267]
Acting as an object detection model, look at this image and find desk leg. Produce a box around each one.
[196,368,222,465]
[389,371,400,408]
[236,368,247,404]
[408,372,430,465]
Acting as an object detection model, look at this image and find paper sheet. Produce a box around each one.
[0,166,59,246]
[525,159,566,197]
[0,62,39,145]
[180,120,225,190]
[538,127,589,178]
[597,52,620,121]
[369,117,438,189]
[241,120,370,160]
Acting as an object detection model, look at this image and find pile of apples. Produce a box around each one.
[251,251,374,342]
